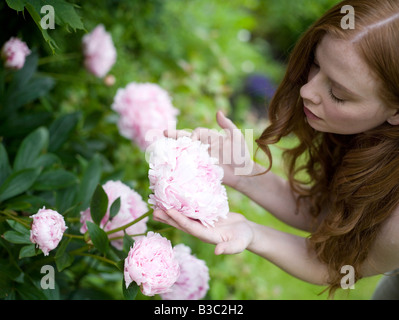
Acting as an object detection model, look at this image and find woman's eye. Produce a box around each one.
[329,89,345,104]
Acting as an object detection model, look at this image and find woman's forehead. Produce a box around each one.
[316,35,378,99]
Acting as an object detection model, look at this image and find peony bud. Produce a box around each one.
[30,207,67,256]
[104,74,116,86]
[1,37,31,70]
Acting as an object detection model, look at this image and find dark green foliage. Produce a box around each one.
[1,0,351,300]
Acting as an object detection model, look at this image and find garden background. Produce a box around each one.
[0,0,381,300]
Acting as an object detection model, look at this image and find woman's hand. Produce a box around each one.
[153,209,254,255]
[164,111,254,189]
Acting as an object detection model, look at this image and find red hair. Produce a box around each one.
[256,0,399,296]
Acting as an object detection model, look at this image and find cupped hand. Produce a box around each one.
[153,208,254,255]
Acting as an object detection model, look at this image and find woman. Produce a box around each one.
[153,0,399,299]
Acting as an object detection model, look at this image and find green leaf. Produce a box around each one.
[0,257,22,285]
[55,238,74,271]
[29,0,84,30]
[33,169,78,191]
[90,184,108,226]
[2,52,54,114]
[33,153,60,169]
[86,221,109,254]
[3,230,31,244]
[4,201,31,211]
[49,0,84,31]
[13,127,49,171]
[8,50,38,90]
[56,184,78,214]
[4,75,55,113]
[0,270,13,299]
[0,112,52,138]
[6,0,85,53]
[0,143,11,186]
[116,260,124,272]
[19,244,37,259]
[49,112,80,152]
[54,237,69,258]
[6,219,30,235]
[5,0,25,11]
[0,168,41,202]
[122,281,138,300]
[110,197,121,219]
[55,252,74,272]
[123,233,134,254]
[7,0,84,30]
[15,279,48,300]
[4,195,50,214]
[78,154,102,211]
[25,3,58,53]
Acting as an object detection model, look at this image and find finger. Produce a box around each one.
[166,209,204,235]
[152,209,181,229]
[152,209,168,222]
[192,127,223,146]
[191,127,206,142]
[216,110,237,133]
[164,129,191,139]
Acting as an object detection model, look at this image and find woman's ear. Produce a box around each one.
[387,109,399,125]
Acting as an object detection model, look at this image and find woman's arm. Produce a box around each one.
[153,209,330,285]
[235,161,318,232]
[247,220,329,285]
[361,208,399,277]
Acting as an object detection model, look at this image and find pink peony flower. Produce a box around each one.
[124,232,180,296]
[161,244,210,300]
[1,37,31,70]
[82,24,117,78]
[111,82,179,150]
[80,180,149,250]
[148,137,229,227]
[30,207,67,256]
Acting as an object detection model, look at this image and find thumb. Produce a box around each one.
[216,110,237,133]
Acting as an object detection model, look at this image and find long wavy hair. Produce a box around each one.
[256,0,399,296]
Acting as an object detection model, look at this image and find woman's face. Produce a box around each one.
[300,34,398,134]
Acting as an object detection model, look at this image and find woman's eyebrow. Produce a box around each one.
[314,48,362,99]
[330,79,361,98]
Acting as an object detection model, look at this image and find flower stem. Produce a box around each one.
[38,52,80,65]
[106,210,152,236]
[108,227,173,241]
[73,252,118,268]
[0,210,31,229]
[69,245,118,268]
[36,72,92,83]
[64,233,85,240]
[69,245,91,256]
[108,233,145,241]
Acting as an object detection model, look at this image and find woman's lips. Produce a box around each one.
[304,106,321,120]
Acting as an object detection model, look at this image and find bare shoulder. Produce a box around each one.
[362,206,399,277]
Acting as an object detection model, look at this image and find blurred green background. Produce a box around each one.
[0,0,381,300]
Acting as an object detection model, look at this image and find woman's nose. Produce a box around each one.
[300,81,322,106]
